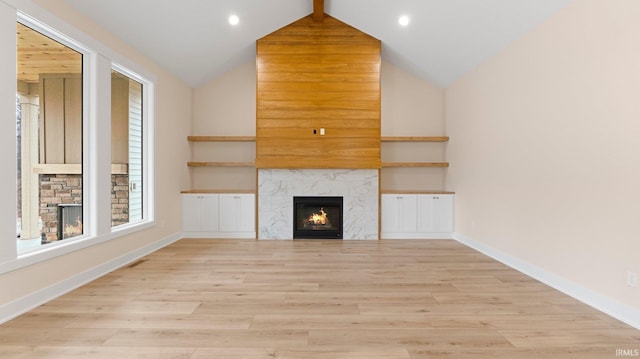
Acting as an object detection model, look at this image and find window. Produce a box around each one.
[111,69,144,228]
[16,22,84,251]
[2,9,156,272]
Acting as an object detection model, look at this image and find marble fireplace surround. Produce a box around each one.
[258,169,379,240]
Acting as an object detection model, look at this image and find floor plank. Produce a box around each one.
[0,238,638,358]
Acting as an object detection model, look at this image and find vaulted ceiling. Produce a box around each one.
[62,0,573,88]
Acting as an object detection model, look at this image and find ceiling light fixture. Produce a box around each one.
[229,14,239,26]
[398,15,410,27]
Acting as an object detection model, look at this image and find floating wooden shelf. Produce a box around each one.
[188,136,256,142]
[381,136,449,142]
[187,161,255,167]
[381,162,449,168]
[181,189,256,194]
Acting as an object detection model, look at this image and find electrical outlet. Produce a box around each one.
[627,271,638,287]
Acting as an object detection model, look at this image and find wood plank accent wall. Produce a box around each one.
[256,14,381,169]
[40,74,82,164]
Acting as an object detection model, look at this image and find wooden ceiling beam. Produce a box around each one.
[313,0,324,22]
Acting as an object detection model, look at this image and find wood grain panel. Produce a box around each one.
[259,91,380,102]
[257,62,379,74]
[111,75,129,164]
[64,77,82,164]
[258,81,380,92]
[256,156,380,169]
[41,77,65,164]
[257,44,379,55]
[259,54,381,64]
[313,0,324,22]
[258,110,379,121]
[256,14,381,169]
[258,119,379,130]
[258,72,380,83]
[257,128,380,138]
[258,100,379,111]
[40,74,83,164]
[259,34,381,44]
[17,23,82,83]
[260,28,378,40]
[257,138,379,156]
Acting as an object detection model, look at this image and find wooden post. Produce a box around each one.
[313,0,324,22]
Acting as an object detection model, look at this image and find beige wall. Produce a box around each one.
[193,61,256,135]
[381,61,445,190]
[446,0,640,310]
[191,60,446,191]
[191,61,256,190]
[0,0,192,308]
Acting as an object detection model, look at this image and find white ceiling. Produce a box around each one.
[62,0,573,88]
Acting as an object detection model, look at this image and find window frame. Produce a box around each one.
[16,15,90,250]
[110,62,155,233]
[0,7,156,275]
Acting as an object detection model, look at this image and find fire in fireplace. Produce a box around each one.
[293,196,343,239]
[57,204,82,240]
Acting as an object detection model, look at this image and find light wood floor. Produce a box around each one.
[1,239,638,358]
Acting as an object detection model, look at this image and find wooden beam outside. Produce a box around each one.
[313,0,324,22]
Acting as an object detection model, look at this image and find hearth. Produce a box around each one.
[293,196,343,239]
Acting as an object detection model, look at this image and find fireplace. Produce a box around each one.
[57,204,82,240]
[258,169,378,240]
[293,196,343,239]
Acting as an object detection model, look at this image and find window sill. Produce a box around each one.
[0,220,155,275]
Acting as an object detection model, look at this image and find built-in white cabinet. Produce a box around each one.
[381,194,418,233]
[182,193,255,238]
[219,194,255,233]
[182,194,219,233]
[381,193,454,239]
[416,194,454,233]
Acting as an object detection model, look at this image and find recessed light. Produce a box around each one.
[229,15,239,26]
[398,15,409,27]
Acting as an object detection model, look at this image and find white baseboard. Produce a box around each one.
[182,231,256,239]
[0,232,183,325]
[454,232,640,330]
[381,232,453,239]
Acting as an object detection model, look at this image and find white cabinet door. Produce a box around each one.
[417,194,453,233]
[382,193,454,239]
[381,194,417,233]
[199,195,220,232]
[182,194,219,232]
[236,194,256,232]
[417,195,437,233]
[434,194,454,232]
[219,194,255,232]
[181,194,201,232]
[381,194,397,233]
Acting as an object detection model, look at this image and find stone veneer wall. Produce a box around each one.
[39,174,82,241]
[39,174,129,240]
[258,169,379,240]
[111,174,129,227]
